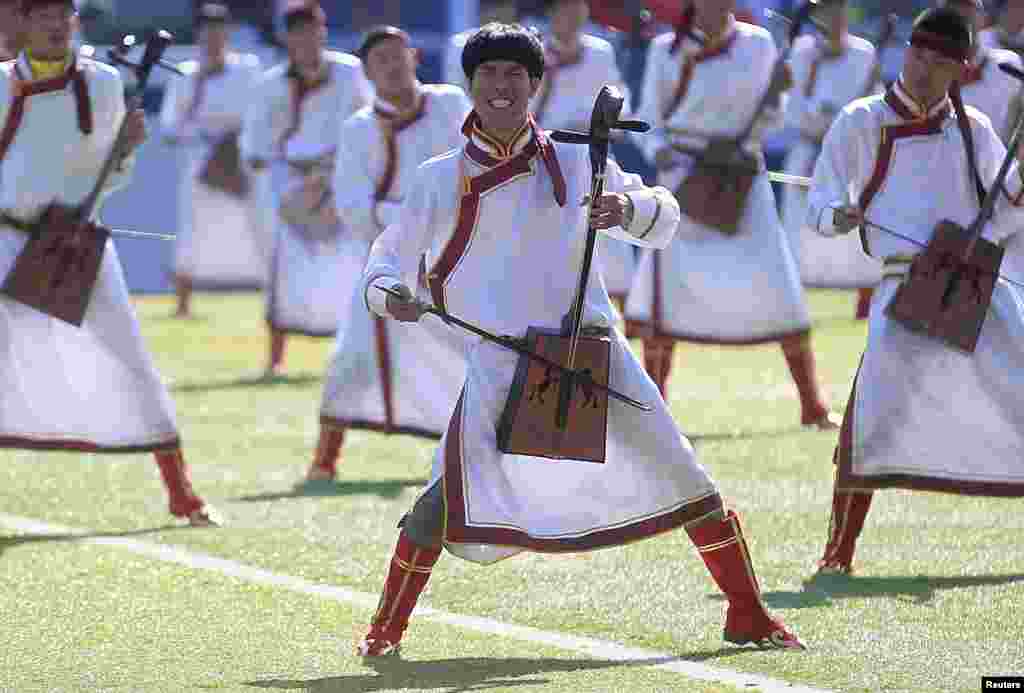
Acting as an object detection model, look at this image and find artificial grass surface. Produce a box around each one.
[1,291,1020,693]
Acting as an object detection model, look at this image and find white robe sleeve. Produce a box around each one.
[332,116,381,243]
[635,38,669,164]
[362,163,439,316]
[240,74,275,166]
[601,157,679,249]
[347,64,374,118]
[806,111,862,237]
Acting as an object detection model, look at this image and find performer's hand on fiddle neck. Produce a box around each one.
[385,283,425,322]
[833,204,864,235]
[587,193,634,230]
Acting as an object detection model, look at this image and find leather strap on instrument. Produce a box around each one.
[949,84,987,208]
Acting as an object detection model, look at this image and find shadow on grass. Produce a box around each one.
[688,425,808,443]
[234,478,428,502]
[170,373,321,394]
[243,655,677,692]
[0,524,185,556]
[706,573,1024,608]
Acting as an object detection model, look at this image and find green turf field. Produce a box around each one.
[1,291,1021,693]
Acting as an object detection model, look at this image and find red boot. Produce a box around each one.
[154,449,222,527]
[818,485,874,575]
[855,288,874,321]
[643,338,674,399]
[358,531,442,658]
[306,424,345,481]
[687,510,806,650]
[265,329,286,378]
[174,275,192,318]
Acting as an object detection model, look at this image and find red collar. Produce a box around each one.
[460,112,566,207]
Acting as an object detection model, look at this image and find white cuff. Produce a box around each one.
[624,190,662,239]
[365,275,399,317]
[816,203,844,237]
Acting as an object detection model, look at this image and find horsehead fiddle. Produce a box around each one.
[493,85,651,463]
[1,31,177,326]
[885,62,1024,353]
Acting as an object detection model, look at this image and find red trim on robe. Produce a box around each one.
[278,64,330,151]
[0,58,92,162]
[662,31,736,121]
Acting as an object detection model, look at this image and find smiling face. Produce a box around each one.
[469,59,540,136]
[22,2,75,60]
[0,0,23,49]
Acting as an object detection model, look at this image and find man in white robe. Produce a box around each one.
[780,0,882,317]
[534,0,636,311]
[161,4,266,318]
[623,0,838,428]
[806,8,1024,574]
[355,23,805,659]
[0,0,220,526]
[307,26,470,481]
[241,1,373,376]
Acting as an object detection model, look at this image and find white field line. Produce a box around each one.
[0,512,831,693]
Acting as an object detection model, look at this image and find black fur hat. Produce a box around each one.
[462,23,544,82]
[19,0,75,15]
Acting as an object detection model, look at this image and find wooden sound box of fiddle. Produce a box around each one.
[497,327,611,463]
[885,221,1003,353]
[0,203,110,327]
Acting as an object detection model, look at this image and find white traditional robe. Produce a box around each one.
[531,34,637,304]
[625,20,810,343]
[958,47,1024,142]
[362,121,720,563]
[0,55,179,451]
[241,51,373,336]
[807,83,1024,496]
[781,34,883,288]
[161,52,268,289]
[319,84,471,439]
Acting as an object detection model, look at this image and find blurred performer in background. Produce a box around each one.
[161,3,265,318]
[625,0,838,429]
[807,7,1024,575]
[242,0,373,377]
[307,26,470,482]
[0,0,219,526]
[535,0,636,312]
[443,0,519,89]
[356,23,805,659]
[780,0,881,319]
[944,0,1024,142]
[979,0,1024,54]
[0,0,23,59]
